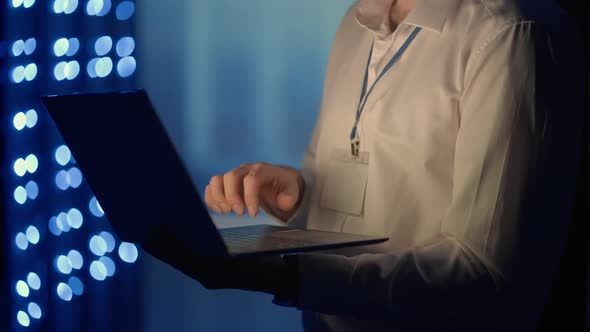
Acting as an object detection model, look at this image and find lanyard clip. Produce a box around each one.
[350,137,360,157]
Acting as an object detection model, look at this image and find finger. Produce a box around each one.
[223,166,250,216]
[243,163,277,217]
[209,175,231,213]
[204,185,222,214]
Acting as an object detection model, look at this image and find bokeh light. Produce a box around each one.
[16,280,30,297]
[89,196,105,217]
[27,272,41,290]
[116,1,134,20]
[26,225,40,244]
[28,302,42,319]
[68,250,84,269]
[89,235,107,256]
[99,256,116,276]
[89,260,108,281]
[68,276,84,295]
[118,242,138,263]
[57,282,73,301]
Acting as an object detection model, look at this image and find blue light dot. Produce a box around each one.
[96,0,111,16]
[89,196,105,217]
[25,181,39,200]
[95,57,113,78]
[117,56,136,78]
[95,36,112,56]
[53,38,69,57]
[56,282,73,301]
[12,40,24,56]
[11,66,25,83]
[54,61,67,81]
[24,63,37,81]
[14,158,26,176]
[67,208,83,229]
[66,37,80,56]
[55,255,73,274]
[89,260,108,281]
[99,256,116,276]
[68,276,84,295]
[25,109,38,128]
[24,38,36,55]
[55,170,71,190]
[56,212,71,232]
[17,311,30,327]
[16,280,30,297]
[25,225,40,244]
[12,0,24,7]
[23,0,35,8]
[68,250,84,269]
[116,37,134,57]
[64,60,80,80]
[68,167,83,188]
[87,58,99,78]
[27,272,41,290]
[15,232,28,250]
[116,1,134,20]
[118,242,138,263]
[14,186,27,205]
[25,154,38,173]
[89,235,107,256]
[13,112,27,130]
[48,216,62,236]
[100,231,116,252]
[55,145,71,165]
[28,302,42,319]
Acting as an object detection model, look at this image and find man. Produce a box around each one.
[143,0,584,330]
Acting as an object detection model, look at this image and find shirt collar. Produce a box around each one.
[355,0,459,36]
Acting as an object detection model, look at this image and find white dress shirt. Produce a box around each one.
[268,0,583,330]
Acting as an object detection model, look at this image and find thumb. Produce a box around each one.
[276,191,298,212]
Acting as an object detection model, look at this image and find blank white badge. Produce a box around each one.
[320,150,369,216]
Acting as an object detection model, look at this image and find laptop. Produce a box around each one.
[41,90,388,257]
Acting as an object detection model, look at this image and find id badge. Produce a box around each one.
[319,149,369,216]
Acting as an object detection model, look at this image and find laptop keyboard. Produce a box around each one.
[219,225,313,253]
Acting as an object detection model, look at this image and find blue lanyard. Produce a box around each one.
[350,27,421,156]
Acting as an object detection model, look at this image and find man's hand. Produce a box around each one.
[205,163,305,221]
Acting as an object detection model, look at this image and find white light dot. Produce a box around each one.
[27,272,41,290]
[116,1,134,20]
[11,66,25,83]
[89,196,105,217]
[48,216,62,236]
[89,260,108,281]
[56,282,73,301]
[56,255,73,274]
[55,145,71,165]
[95,57,113,78]
[68,276,84,295]
[28,302,42,319]
[55,170,71,190]
[118,242,138,263]
[25,180,39,200]
[96,0,111,16]
[116,37,135,57]
[89,235,107,256]
[67,208,83,229]
[68,250,84,269]
[12,40,24,56]
[53,0,65,13]
[54,61,67,81]
[24,38,36,55]
[64,60,80,80]
[26,225,40,244]
[15,232,28,250]
[64,0,78,14]
[117,56,136,78]
[68,167,83,188]
[14,158,27,176]
[66,37,80,56]
[99,256,116,276]
[17,311,30,327]
[16,280,30,297]
[56,212,71,232]
[25,154,38,173]
[100,231,116,252]
[86,0,100,15]
[95,36,112,56]
[54,38,69,57]
[13,112,27,130]
[12,0,24,7]
[87,58,99,78]
[25,109,38,128]
[23,0,35,8]
[24,63,37,81]
[14,186,27,204]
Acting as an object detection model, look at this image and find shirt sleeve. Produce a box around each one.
[282,21,577,324]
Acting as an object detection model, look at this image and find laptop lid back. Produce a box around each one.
[42,90,228,256]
